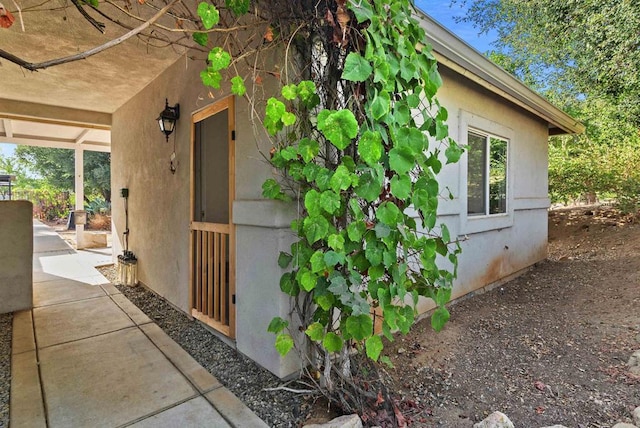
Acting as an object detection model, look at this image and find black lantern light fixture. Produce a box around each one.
[157,99,180,142]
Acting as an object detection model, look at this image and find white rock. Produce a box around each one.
[628,350,640,375]
[303,414,363,428]
[540,425,569,428]
[473,411,515,428]
[611,423,637,428]
[634,406,640,427]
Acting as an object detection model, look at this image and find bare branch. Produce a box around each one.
[70,0,105,33]
[0,0,180,71]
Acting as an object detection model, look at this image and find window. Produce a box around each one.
[467,130,508,216]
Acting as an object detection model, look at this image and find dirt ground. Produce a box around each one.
[379,206,640,427]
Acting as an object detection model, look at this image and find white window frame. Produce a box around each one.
[459,110,514,235]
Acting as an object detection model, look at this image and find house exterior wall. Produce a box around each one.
[111,54,301,377]
[0,201,33,314]
[416,65,550,314]
[111,53,552,379]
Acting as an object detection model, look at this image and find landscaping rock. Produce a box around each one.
[634,406,640,427]
[303,414,363,428]
[628,351,640,376]
[473,411,514,428]
[540,426,568,428]
[611,423,637,428]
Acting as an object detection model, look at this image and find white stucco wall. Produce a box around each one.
[0,201,33,314]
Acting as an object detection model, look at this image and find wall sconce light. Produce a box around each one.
[157,99,180,142]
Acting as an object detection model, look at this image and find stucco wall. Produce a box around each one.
[416,65,550,314]
[0,201,33,314]
[111,52,553,379]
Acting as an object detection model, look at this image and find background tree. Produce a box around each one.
[15,146,111,202]
[461,0,640,209]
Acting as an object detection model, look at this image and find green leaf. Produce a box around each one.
[348,0,374,23]
[279,272,297,295]
[193,32,208,47]
[266,98,286,121]
[310,251,327,273]
[319,190,341,215]
[436,121,449,140]
[305,322,324,342]
[304,189,321,216]
[317,110,359,150]
[275,333,294,356]
[267,317,288,333]
[445,141,463,164]
[282,111,296,126]
[262,179,285,200]
[435,287,452,307]
[207,47,231,71]
[323,332,344,353]
[315,168,333,191]
[365,240,383,266]
[389,146,415,175]
[324,250,345,267]
[200,68,222,88]
[365,335,383,361]
[278,252,292,268]
[349,198,364,221]
[431,307,450,332]
[230,76,246,96]
[299,269,318,291]
[369,90,391,120]
[328,234,345,251]
[315,294,334,311]
[368,264,385,281]
[347,221,366,242]
[197,2,220,29]
[355,171,382,202]
[298,138,319,163]
[303,215,330,244]
[225,0,249,15]
[346,314,373,341]
[380,355,394,368]
[280,146,298,161]
[329,165,354,193]
[390,175,411,199]
[342,52,373,82]
[358,130,383,166]
[281,84,297,100]
[376,202,402,226]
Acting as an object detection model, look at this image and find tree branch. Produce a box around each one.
[70,0,105,33]
[0,0,180,71]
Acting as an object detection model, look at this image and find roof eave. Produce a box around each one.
[415,10,585,136]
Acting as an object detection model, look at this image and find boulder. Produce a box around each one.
[473,411,515,428]
[634,406,640,427]
[303,414,363,428]
[628,350,640,376]
[611,423,637,428]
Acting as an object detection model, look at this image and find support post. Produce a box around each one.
[75,148,85,249]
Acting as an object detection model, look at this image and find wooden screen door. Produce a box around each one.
[190,96,236,338]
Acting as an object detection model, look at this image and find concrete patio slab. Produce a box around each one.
[36,252,108,283]
[141,323,222,394]
[205,387,270,428]
[11,310,35,355]
[33,278,106,307]
[129,396,232,428]
[33,295,135,348]
[10,350,46,428]
[11,221,269,428]
[39,327,198,428]
[111,293,152,325]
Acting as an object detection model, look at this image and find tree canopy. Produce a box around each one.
[462,0,640,209]
[14,146,111,202]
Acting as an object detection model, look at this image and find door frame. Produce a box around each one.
[189,96,236,338]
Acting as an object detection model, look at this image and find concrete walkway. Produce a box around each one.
[11,221,268,428]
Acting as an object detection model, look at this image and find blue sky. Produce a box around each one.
[414,0,498,53]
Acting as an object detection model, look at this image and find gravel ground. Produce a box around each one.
[98,266,305,428]
[0,313,12,428]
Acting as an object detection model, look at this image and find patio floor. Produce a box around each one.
[10,221,268,428]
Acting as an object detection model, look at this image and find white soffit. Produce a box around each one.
[0,117,110,152]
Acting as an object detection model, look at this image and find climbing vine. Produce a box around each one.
[196,0,462,420]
